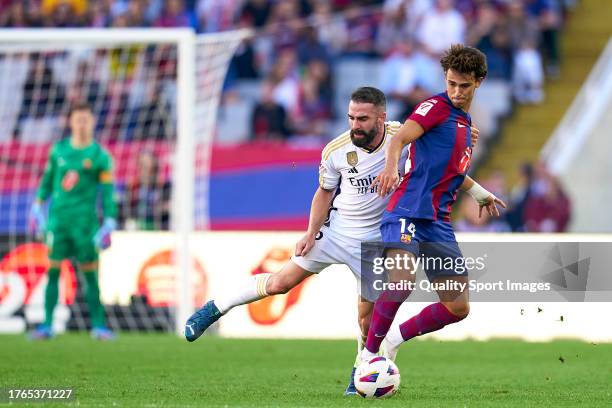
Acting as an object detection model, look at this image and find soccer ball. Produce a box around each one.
[354,356,400,398]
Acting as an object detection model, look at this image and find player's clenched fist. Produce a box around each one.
[372,165,399,197]
[295,233,316,256]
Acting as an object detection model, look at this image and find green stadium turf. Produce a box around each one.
[1,334,611,407]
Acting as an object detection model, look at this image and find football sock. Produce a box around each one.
[44,266,60,327]
[385,322,403,349]
[215,273,272,314]
[365,288,411,353]
[353,333,367,367]
[83,270,105,328]
[398,302,465,341]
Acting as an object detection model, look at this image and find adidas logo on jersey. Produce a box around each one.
[348,167,359,174]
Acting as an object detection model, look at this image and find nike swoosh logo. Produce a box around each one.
[457,123,466,128]
[374,333,385,338]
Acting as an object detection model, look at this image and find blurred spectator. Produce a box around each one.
[523,161,571,232]
[309,0,347,56]
[506,0,541,50]
[417,0,466,56]
[154,0,197,28]
[382,0,432,36]
[250,80,291,141]
[128,82,172,140]
[13,54,66,140]
[120,151,171,230]
[412,44,445,94]
[240,0,271,28]
[304,59,334,114]
[513,39,544,104]
[506,162,533,232]
[268,49,301,118]
[296,25,331,66]
[292,60,333,139]
[342,3,380,57]
[524,0,562,78]
[376,3,413,56]
[97,80,130,141]
[1,1,27,27]
[467,2,513,80]
[87,1,112,27]
[266,0,302,55]
[229,36,260,79]
[49,2,80,27]
[379,39,429,119]
[196,0,241,33]
[25,1,45,27]
[126,0,149,27]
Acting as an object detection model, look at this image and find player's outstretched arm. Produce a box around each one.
[373,119,425,197]
[295,187,335,257]
[461,176,507,218]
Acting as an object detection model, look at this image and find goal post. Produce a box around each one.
[0,28,251,335]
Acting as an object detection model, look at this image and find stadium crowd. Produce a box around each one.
[2,0,573,140]
[0,0,575,233]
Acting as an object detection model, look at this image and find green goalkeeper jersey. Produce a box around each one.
[36,138,117,229]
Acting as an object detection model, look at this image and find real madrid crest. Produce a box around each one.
[346,151,358,167]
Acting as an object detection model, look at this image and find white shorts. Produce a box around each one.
[291,225,379,301]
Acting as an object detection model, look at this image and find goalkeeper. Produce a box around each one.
[29,102,117,340]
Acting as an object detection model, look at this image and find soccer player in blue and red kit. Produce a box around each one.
[361,44,507,362]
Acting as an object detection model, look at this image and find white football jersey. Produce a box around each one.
[319,121,410,240]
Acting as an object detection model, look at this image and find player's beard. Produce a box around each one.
[350,127,377,148]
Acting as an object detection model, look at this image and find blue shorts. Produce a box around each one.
[380,213,466,279]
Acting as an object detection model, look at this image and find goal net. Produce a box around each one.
[0,29,249,334]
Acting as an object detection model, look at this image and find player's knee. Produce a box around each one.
[266,275,292,295]
[445,301,470,319]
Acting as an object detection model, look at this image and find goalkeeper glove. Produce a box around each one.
[29,202,46,239]
[93,218,117,250]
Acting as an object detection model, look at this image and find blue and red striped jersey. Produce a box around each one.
[386,92,473,222]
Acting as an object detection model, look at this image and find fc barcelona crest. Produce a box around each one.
[346,151,358,167]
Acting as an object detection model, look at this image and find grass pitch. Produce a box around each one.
[1,334,611,407]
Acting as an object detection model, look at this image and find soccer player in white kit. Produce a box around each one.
[184,87,487,395]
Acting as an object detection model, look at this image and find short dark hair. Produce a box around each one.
[70,101,92,114]
[440,44,488,80]
[350,86,386,109]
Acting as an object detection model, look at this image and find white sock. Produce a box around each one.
[360,348,377,363]
[214,273,272,314]
[354,334,366,367]
[386,323,403,348]
[382,324,403,361]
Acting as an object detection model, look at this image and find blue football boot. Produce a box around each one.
[91,326,116,341]
[184,300,222,342]
[28,325,54,340]
[343,367,358,396]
